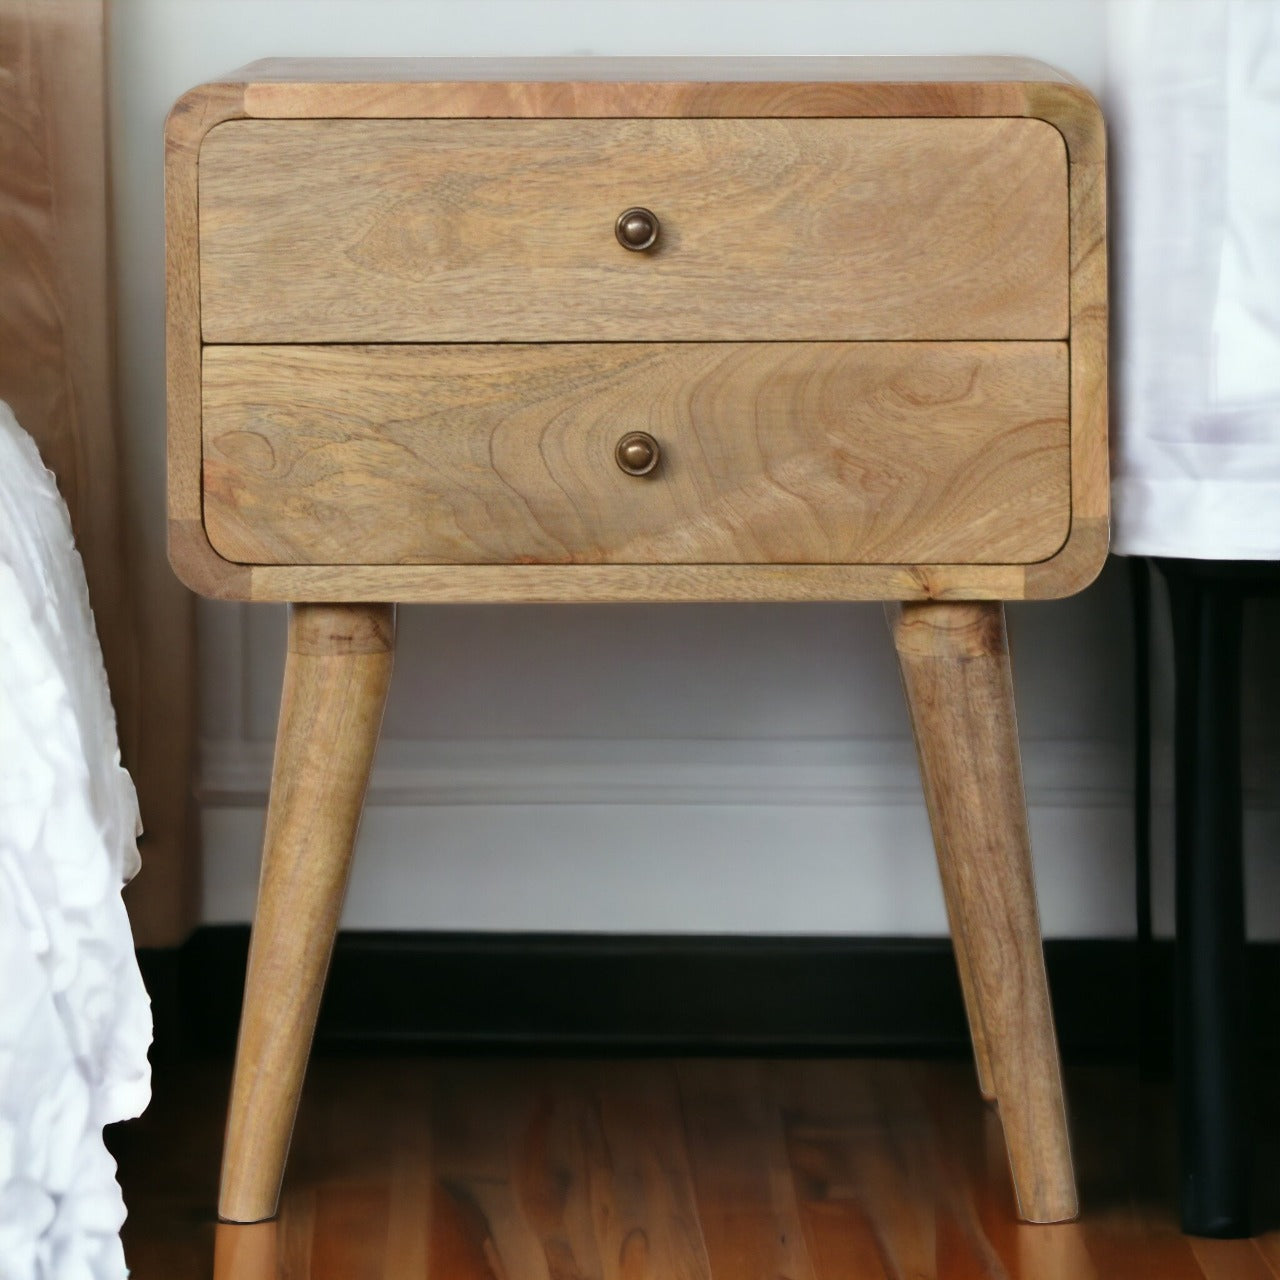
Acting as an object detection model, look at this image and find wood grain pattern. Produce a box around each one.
[201,341,1070,569]
[781,1060,937,1279]
[165,57,1107,603]
[114,1058,1238,1280]
[1022,89,1109,597]
[582,1063,713,1280]
[222,55,1084,121]
[0,0,127,658]
[198,117,1067,344]
[427,1063,555,1280]
[1190,1239,1279,1280]
[0,0,197,945]
[169,553,1037,605]
[914,1062,1090,1279]
[165,79,245,527]
[677,1061,818,1280]
[219,604,394,1224]
[888,602,1076,1223]
[422,1059,719,1280]
[170,72,1105,1198]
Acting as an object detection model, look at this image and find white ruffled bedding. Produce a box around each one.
[0,401,152,1279]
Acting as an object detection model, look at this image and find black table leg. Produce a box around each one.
[1130,558,1156,1076]
[1163,562,1251,1236]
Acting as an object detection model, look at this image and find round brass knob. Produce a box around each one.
[615,207,659,251]
[615,431,660,476]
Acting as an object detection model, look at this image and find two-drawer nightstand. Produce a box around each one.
[165,56,1106,1227]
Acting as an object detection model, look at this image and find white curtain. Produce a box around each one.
[1109,0,1280,558]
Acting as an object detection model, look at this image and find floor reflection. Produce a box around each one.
[214,1220,278,1280]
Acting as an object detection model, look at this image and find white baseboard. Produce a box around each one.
[195,736,1280,936]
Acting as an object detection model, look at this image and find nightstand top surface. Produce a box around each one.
[221,55,1079,86]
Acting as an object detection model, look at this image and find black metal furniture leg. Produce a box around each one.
[1130,557,1156,1075]
[1163,561,1251,1237]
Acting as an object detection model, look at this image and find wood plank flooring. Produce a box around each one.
[110,1057,1280,1279]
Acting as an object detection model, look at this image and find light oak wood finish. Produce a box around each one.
[113,1056,1280,1279]
[219,603,394,1224]
[164,56,1106,1229]
[199,117,1067,344]
[888,601,1075,1223]
[0,0,197,945]
[202,341,1070,569]
[200,56,1103,133]
[165,56,1108,604]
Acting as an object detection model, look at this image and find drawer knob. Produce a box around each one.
[615,431,661,476]
[615,207,659,252]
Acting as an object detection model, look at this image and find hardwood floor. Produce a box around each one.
[111,1057,1280,1279]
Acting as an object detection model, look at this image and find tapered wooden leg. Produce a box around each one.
[887,600,1076,1223]
[218,603,395,1223]
[885,608,999,1103]
[943,884,999,1104]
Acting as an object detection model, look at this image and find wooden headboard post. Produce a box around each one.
[0,0,197,946]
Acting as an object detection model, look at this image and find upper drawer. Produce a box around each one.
[197,118,1069,344]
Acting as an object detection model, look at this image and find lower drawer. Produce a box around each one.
[201,342,1070,567]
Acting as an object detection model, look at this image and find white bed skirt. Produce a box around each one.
[1109,0,1280,560]
[0,402,151,1280]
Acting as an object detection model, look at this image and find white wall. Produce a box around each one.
[109,0,1280,938]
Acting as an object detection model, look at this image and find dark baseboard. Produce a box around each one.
[136,927,1280,1063]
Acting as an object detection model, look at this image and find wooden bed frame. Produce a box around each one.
[0,0,196,946]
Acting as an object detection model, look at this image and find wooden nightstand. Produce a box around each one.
[165,57,1107,1227]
